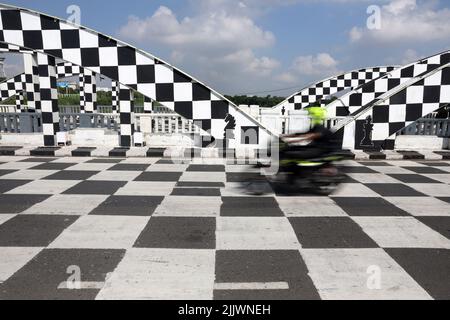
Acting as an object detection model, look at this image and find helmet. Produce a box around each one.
[307,106,327,125]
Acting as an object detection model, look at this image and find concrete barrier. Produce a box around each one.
[395,135,449,151]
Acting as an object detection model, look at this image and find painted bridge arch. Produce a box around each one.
[326,50,450,119]
[331,51,450,150]
[0,3,274,148]
[273,66,398,114]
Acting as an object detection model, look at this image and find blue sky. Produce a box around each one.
[2,0,450,96]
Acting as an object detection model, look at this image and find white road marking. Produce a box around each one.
[58,281,106,290]
[214,282,289,290]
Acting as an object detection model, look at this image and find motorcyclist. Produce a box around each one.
[281,105,336,162]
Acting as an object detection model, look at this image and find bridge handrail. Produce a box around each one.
[399,118,450,137]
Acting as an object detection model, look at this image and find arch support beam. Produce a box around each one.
[37,53,60,146]
[79,68,97,113]
[119,84,134,147]
[23,53,40,112]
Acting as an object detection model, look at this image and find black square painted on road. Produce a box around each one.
[333,197,410,217]
[177,182,225,188]
[366,184,426,197]
[135,172,182,182]
[417,217,450,240]
[0,180,33,194]
[289,217,378,249]
[63,181,127,195]
[187,165,225,172]
[402,167,448,174]
[29,163,76,171]
[0,249,125,300]
[107,164,150,171]
[214,250,320,300]
[358,162,393,167]
[90,196,164,216]
[43,170,99,181]
[0,215,78,247]
[0,194,50,214]
[339,166,378,174]
[419,162,450,167]
[388,174,441,184]
[171,188,221,197]
[19,158,57,163]
[86,158,124,164]
[134,217,216,249]
[386,249,450,300]
[438,197,450,204]
[221,197,284,217]
[226,173,266,183]
[0,170,17,177]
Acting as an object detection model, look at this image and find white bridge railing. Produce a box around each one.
[0,105,18,113]
[135,114,200,134]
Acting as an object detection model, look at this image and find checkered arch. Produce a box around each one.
[338,64,450,150]
[274,66,397,113]
[0,59,95,110]
[0,73,25,102]
[0,5,273,148]
[327,51,450,118]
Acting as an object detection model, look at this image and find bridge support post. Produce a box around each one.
[80,68,97,114]
[119,84,134,147]
[23,53,40,112]
[111,81,119,114]
[15,90,24,113]
[144,96,152,113]
[37,53,60,146]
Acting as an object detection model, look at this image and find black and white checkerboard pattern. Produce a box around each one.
[144,96,152,114]
[111,80,119,114]
[36,53,60,146]
[78,68,97,114]
[56,62,82,79]
[14,82,24,111]
[0,5,273,148]
[0,73,25,104]
[339,65,450,151]
[118,84,135,147]
[1,59,96,111]
[0,41,32,54]
[327,51,450,118]
[0,156,449,300]
[23,53,40,112]
[274,67,397,113]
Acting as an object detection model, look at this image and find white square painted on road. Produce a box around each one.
[300,248,432,300]
[353,217,450,249]
[48,215,150,249]
[96,248,215,300]
[6,180,81,195]
[0,247,43,283]
[276,197,348,217]
[216,217,300,250]
[22,194,108,216]
[385,197,450,217]
[154,196,222,217]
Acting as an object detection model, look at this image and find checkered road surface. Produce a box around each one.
[0,156,449,300]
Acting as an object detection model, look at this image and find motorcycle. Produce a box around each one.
[245,137,348,196]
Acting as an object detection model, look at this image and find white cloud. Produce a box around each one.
[117,3,283,95]
[350,0,450,44]
[118,6,275,53]
[401,49,420,64]
[274,72,299,84]
[292,53,340,76]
